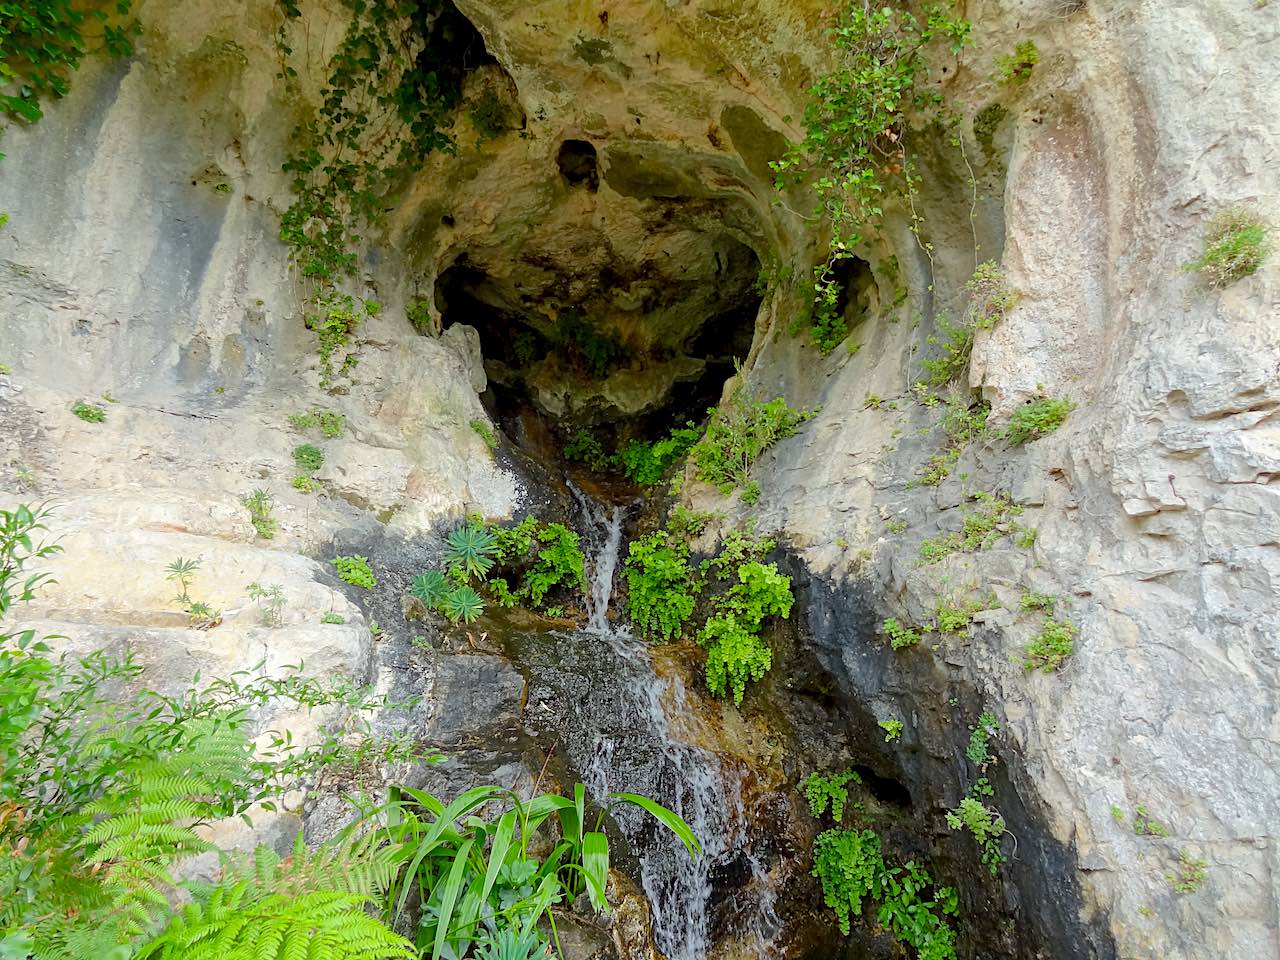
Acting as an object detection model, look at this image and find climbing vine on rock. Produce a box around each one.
[276,0,473,386]
[0,0,139,150]
[772,0,971,352]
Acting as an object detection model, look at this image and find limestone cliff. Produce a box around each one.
[0,1,1276,959]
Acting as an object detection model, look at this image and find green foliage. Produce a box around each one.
[554,312,628,378]
[879,719,904,742]
[165,557,220,629]
[0,0,138,128]
[378,782,697,959]
[288,408,346,438]
[332,555,376,590]
[1020,590,1057,613]
[444,521,498,582]
[920,314,976,388]
[291,474,319,493]
[71,401,105,423]
[973,103,1009,159]
[691,384,816,500]
[624,530,699,642]
[292,443,325,473]
[882,617,922,650]
[773,2,971,332]
[618,423,701,486]
[804,769,861,821]
[246,582,286,627]
[441,585,484,624]
[563,429,611,471]
[1131,804,1170,838]
[1024,616,1075,672]
[933,596,981,636]
[913,391,990,487]
[699,560,792,704]
[406,299,434,334]
[965,261,1016,329]
[995,40,1040,85]
[518,522,586,607]
[917,492,1026,563]
[811,828,958,957]
[240,488,278,539]
[945,780,1007,876]
[470,419,498,452]
[1004,397,1074,444]
[966,712,999,767]
[410,570,450,610]
[1183,207,1270,287]
[321,612,346,624]
[0,505,418,958]
[1167,850,1207,894]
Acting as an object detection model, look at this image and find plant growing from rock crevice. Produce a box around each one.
[331,554,375,590]
[241,488,278,539]
[1183,207,1271,288]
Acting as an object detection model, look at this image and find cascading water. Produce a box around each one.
[510,486,782,959]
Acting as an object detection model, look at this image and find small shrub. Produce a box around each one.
[691,384,816,497]
[470,418,498,451]
[288,409,346,437]
[241,489,278,539]
[698,559,793,704]
[883,617,922,650]
[626,531,700,642]
[1024,617,1075,672]
[996,40,1040,85]
[946,782,1007,875]
[563,428,611,471]
[1183,207,1270,287]
[804,769,861,821]
[933,597,981,635]
[879,718,904,742]
[965,261,1016,328]
[885,517,908,535]
[966,712,999,766]
[407,299,434,334]
[291,474,319,493]
[410,570,450,610]
[1167,850,1207,894]
[444,521,497,581]
[320,612,346,624]
[72,401,106,423]
[292,443,324,473]
[1004,397,1074,444]
[331,555,375,589]
[618,423,701,485]
[246,581,287,627]
[919,314,976,387]
[917,492,1023,563]
[441,585,485,623]
[1131,804,1171,837]
[1019,590,1057,613]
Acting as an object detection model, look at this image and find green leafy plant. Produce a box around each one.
[811,828,958,955]
[625,530,700,642]
[879,719,904,742]
[618,423,701,486]
[444,521,498,581]
[0,503,420,959]
[691,382,816,501]
[933,596,981,636]
[411,570,451,611]
[1183,207,1270,287]
[1020,590,1057,613]
[321,612,346,625]
[332,555,376,590]
[804,769,861,821]
[289,408,346,438]
[698,559,793,704]
[995,40,1040,85]
[291,474,319,493]
[441,585,484,624]
[945,780,1007,875]
[882,617,922,650]
[0,0,138,128]
[965,261,1016,328]
[918,492,1025,563]
[71,400,105,423]
[919,313,976,388]
[1131,804,1170,838]
[773,1,971,344]
[1024,616,1075,672]
[164,557,220,629]
[241,488,278,539]
[966,712,999,767]
[1004,397,1075,444]
[292,443,325,473]
[1167,850,1207,894]
[563,428,611,471]
[246,582,287,627]
[470,419,498,452]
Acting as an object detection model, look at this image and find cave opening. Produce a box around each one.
[434,232,764,479]
[556,139,599,191]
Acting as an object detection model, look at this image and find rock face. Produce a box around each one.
[1,1,1277,959]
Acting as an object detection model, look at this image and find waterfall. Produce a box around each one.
[533,485,782,959]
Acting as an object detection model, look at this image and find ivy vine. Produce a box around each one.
[275,0,481,387]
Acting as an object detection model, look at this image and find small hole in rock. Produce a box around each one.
[852,765,913,809]
[441,214,456,227]
[556,139,598,191]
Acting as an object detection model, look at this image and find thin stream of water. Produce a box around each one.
[557,484,781,959]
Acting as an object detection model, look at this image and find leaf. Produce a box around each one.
[431,838,474,960]
[609,793,701,856]
[581,831,610,913]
